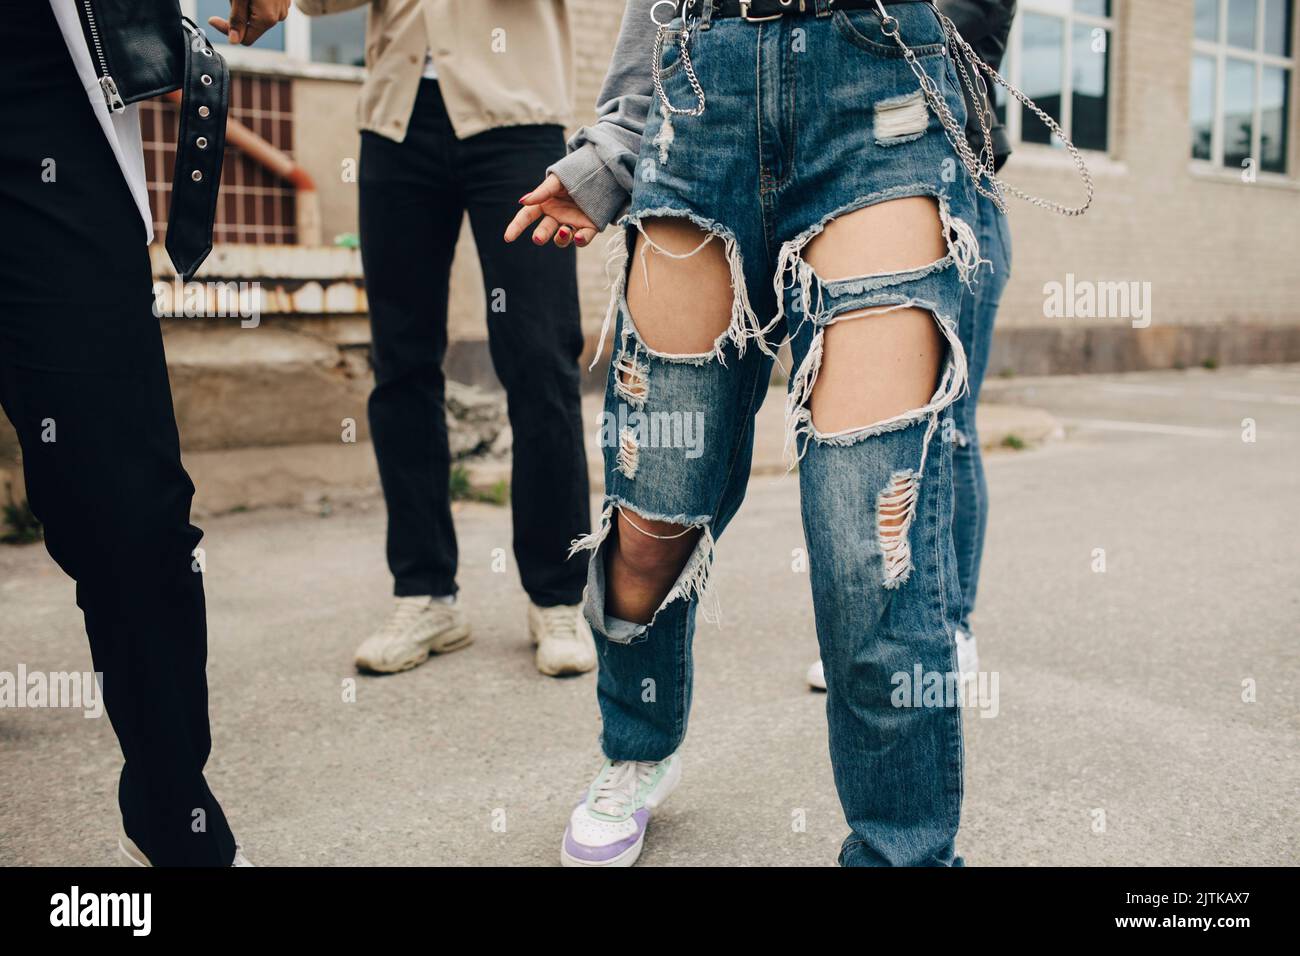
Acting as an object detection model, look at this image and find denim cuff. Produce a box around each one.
[548,144,630,232]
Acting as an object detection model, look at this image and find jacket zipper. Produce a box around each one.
[80,0,126,113]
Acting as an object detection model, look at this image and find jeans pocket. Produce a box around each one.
[831,9,946,59]
[657,26,687,80]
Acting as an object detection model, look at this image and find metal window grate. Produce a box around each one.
[140,73,298,245]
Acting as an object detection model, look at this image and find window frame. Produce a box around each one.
[999,0,1118,156]
[181,2,367,80]
[1191,0,1296,179]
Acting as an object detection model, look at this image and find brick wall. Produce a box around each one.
[989,0,1300,372]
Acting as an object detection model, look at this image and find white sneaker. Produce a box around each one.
[561,754,681,867]
[119,832,253,867]
[807,658,826,691]
[809,634,975,690]
[956,627,979,681]
[355,596,472,673]
[529,601,596,677]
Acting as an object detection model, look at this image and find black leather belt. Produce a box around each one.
[74,1,230,280]
[166,19,229,281]
[680,0,930,19]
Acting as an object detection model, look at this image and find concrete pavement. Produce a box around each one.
[1,365,1297,866]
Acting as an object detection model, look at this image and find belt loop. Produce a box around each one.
[700,0,715,28]
[815,0,834,16]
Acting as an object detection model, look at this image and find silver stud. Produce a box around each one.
[196,136,208,149]
[191,170,203,182]
[198,105,210,118]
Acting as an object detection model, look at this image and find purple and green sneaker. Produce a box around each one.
[560,754,681,867]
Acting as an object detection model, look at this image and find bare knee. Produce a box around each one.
[810,307,945,431]
[624,218,734,354]
[802,197,951,432]
[610,508,700,582]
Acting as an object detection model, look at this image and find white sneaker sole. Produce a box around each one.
[355,625,473,674]
[118,835,150,867]
[558,755,682,868]
[530,610,596,678]
[560,829,646,868]
[807,659,826,691]
[535,647,596,677]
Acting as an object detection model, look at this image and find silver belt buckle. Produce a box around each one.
[740,0,794,22]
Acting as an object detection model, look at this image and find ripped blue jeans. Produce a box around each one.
[572,2,977,866]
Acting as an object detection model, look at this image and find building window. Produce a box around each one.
[185,2,368,69]
[995,0,1114,153]
[194,0,287,52]
[308,7,368,67]
[1192,0,1294,175]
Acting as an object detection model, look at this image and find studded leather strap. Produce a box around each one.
[165,19,229,281]
[680,0,928,18]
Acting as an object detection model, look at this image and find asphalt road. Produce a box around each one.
[1,365,1297,866]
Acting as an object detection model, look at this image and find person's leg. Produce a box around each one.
[0,0,234,865]
[461,125,590,605]
[777,5,979,866]
[560,209,774,866]
[579,214,772,758]
[949,193,1013,635]
[556,20,776,857]
[785,197,967,867]
[0,351,236,867]
[360,82,465,601]
[353,82,478,674]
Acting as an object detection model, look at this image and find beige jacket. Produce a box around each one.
[295,0,574,141]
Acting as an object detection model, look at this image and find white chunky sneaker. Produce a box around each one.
[561,754,681,867]
[529,601,596,677]
[811,628,976,693]
[119,831,253,867]
[355,596,472,674]
[956,626,979,681]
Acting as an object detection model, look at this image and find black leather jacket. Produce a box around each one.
[937,0,1016,170]
[74,0,187,110]
[73,0,229,279]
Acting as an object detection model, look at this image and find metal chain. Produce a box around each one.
[653,21,706,117]
[650,1,1093,216]
[936,7,1095,216]
[945,24,998,183]
[877,8,1008,212]
[876,0,1095,217]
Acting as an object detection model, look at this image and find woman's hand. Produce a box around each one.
[208,1,292,46]
[504,175,599,249]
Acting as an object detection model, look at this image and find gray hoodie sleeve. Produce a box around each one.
[548,1,659,230]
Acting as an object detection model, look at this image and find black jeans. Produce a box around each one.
[360,80,589,606]
[0,1,235,866]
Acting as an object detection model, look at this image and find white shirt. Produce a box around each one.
[50,0,154,242]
